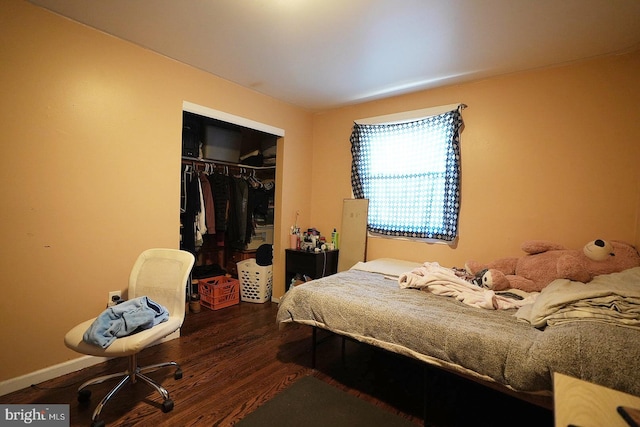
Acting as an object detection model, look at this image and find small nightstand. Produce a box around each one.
[554,372,640,427]
[285,249,339,288]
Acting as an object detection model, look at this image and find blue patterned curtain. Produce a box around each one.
[350,106,464,242]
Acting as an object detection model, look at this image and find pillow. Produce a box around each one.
[350,258,422,277]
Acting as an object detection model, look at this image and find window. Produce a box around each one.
[350,105,465,243]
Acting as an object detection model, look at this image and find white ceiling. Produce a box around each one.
[29,0,640,111]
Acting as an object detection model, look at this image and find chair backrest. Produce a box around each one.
[128,249,195,323]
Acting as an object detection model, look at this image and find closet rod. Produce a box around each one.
[181,156,275,170]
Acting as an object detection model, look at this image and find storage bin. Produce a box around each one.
[237,258,273,303]
[198,276,239,310]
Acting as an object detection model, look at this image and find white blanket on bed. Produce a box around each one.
[516,266,640,329]
[398,262,536,310]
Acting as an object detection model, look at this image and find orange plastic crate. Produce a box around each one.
[198,276,239,310]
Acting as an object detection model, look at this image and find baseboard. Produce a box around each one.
[0,355,109,397]
[0,330,182,397]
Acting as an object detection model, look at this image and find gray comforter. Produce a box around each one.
[276,268,640,399]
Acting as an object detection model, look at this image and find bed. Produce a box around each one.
[276,258,640,409]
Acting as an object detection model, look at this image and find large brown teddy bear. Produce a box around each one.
[465,239,640,293]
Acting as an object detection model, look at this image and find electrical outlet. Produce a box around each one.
[108,290,122,306]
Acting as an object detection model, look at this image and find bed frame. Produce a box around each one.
[277,260,640,421]
[309,325,553,410]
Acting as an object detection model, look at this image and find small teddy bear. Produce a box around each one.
[465,239,640,293]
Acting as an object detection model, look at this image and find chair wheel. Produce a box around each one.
[78,389,91,403]
[174,368,183,380]
[91,420,105,427]
[162,399,174,413]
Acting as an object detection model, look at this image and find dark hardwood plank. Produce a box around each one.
[0,302,551,426]
[0,303,423,426]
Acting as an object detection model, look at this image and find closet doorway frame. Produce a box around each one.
[181,100,284,266]
[183,101,285,138]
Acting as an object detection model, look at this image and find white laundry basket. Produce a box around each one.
[237,258,273,303]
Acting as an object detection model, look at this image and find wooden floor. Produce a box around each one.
[1,301,553,426]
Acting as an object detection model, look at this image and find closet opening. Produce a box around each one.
[180,102,283,279]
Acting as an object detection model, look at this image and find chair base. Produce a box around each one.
[77,354,182,426]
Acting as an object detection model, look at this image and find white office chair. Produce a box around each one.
[64,248,195,427]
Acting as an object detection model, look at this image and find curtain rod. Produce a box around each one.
[354,103,466,125]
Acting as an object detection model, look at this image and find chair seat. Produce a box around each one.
[64,316,183,357]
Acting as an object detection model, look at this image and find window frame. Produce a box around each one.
[350,103,465,244]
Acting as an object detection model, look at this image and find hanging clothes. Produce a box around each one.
[209,172,230,232]
[180,167,202,255]
[198,172,216,234]
[194,176,207,249]
[180,164,191,214]
[182,162,274,253]
[227,175,248,250]
[246,184,257,244]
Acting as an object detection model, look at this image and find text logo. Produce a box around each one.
[0,405,69,426]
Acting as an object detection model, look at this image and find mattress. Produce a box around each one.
[276,259,640,400]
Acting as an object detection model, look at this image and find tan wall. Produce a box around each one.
[2,0,639,387]
[310,49,640,268]
[0,1,313,381]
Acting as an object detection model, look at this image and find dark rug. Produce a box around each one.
[235,376,416,427]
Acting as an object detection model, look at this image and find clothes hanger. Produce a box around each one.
[248,169,263,189]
